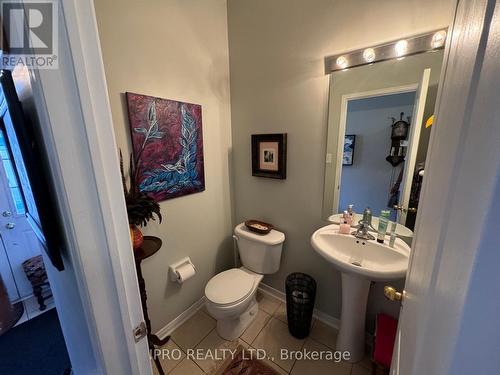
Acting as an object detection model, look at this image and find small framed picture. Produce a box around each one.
[251,133,287,179]
[343,134,356,166]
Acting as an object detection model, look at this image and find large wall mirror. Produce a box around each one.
[322,34,446,239]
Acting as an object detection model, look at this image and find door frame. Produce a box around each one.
[22,0,151,373]
[332,83,418,215]
[398,69,430,225]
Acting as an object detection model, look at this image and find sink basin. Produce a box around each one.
[310,224,410,362]
[311,224,410,281]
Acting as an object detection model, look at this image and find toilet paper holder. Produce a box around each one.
[169,257,196,282]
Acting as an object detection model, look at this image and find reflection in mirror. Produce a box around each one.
[323,47,445,238]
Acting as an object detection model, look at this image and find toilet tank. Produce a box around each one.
[234,223,285,274]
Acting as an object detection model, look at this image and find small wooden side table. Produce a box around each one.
[134,236,170,375]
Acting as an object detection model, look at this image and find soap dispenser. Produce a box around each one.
[339,211,351,234]
[347,204,355,226]
[362,207,372,227]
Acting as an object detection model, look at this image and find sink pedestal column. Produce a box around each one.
[336,273,371,362]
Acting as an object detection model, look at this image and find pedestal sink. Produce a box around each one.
[310,224,410,362]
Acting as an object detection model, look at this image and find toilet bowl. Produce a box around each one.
[204,222,285,340]
[205,267,263,340]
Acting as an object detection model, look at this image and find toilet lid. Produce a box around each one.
[205,269,256,305]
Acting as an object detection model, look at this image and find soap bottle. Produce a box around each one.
[347,204,355,226]
[377,210,390,243]
[389,221,397,247]
[339,211,351,234]
[362,207,373,228]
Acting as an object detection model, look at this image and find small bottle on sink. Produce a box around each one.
[377,210,391,243]
[389,221,397,247]
[347,204,355,226]
[339,211,351,234]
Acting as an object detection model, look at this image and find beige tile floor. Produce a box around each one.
[153,292,373,375]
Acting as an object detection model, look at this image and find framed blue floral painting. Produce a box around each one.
[126,92,205,201]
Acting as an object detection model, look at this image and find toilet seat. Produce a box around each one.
[205,268,256,306]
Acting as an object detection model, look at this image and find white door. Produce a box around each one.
[388,0,500,372]
[397,68,430,224]
[0,127,42,301]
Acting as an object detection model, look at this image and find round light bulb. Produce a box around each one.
[362,48,376,63]
[336,55,348,69]
[431,30,447,48]
[395,40,408,57]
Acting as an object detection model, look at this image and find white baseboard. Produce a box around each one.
[258,282,286,301]
[155,296,206,340]
[258,283,340,330]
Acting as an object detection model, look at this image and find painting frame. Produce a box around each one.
[343,134,356,166]
[126,92,205,202]
[251,133,287,179]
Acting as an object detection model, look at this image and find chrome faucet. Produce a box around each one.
[352,207,376,240]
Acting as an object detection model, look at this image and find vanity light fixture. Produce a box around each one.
[336,55,348,69]
[431,30,447,48]
[394,40,408,57]
[324,28,448,73]
[362,48,376,62]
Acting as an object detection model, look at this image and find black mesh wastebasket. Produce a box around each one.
[285,272,316,339]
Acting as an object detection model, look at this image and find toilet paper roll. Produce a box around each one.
[175,262,196,283]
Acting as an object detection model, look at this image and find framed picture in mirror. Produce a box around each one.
[343,134,356,166]
[251,133,287,179]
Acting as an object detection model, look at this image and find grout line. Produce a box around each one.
[307,336,335,352]
[245,316,289,372]
[195,326,217,350]
[164,338,184,375]
[168,337,208,374]
[199,309,215,323]
[193,357,208,374]
[288,324,308,375]
[248,309,272,345]
[240,335,251,346]
[262,316,297,374]
[257,292,281,315]
[310,318,317,331]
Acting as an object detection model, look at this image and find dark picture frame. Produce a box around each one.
[251,133,287,179]
[343,134,356,166]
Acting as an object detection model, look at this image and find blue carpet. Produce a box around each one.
[0,308,71,375]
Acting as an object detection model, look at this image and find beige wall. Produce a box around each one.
[228,0,454,322]
[94,0,233,332]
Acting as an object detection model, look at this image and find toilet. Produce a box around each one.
[204,222,285,340]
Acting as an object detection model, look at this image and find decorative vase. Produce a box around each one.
[130,225,144,250]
